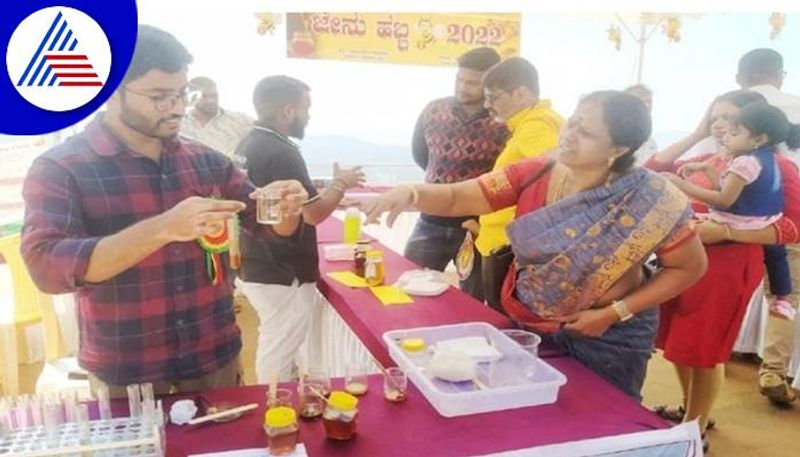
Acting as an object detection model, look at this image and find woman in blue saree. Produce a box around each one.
[363,91,708,399]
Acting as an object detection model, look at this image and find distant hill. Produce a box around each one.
[298,131,693,184]
[300,134,424,184]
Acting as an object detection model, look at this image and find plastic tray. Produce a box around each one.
[383,322,567,417]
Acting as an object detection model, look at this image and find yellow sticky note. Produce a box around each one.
[327,271,369,288]
[370,286,414,306]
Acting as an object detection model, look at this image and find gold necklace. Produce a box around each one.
[550,167,569,204]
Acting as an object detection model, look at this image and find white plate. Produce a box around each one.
[394,270,450,296]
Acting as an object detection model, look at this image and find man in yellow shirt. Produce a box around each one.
[467,57,564,308]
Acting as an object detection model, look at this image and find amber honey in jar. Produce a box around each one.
[354,241,370,277]
[322,391,359,441]
[263,406,299,455]
[364,250,385,286]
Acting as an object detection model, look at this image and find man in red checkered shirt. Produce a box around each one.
[21,25,308,397]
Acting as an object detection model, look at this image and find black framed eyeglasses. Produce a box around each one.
[484,90,509,104]
[124,87,201,112]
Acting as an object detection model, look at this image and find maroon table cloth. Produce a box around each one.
[162,357,666,457]
[157,217,668,456]
[315,218,512,368]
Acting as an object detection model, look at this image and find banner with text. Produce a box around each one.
[286,13,521,67]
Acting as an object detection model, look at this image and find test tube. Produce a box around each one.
[29,397,43,428]
[141,382,155,428]
[43,401,60,447]
[227,216,240,270]
[77,403,90,444]
[13,398,30,430]
[156,399,166,452]
[0,400,13,432]
[62,390,78,423]
[126,384,142,418]
[50,394,66,424]
[95,385,112,421]
[141,383,154,406]
[156,399,165,427]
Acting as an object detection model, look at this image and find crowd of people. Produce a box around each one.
[17,23,800,453]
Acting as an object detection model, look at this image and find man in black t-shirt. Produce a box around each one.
[235,75,364,382]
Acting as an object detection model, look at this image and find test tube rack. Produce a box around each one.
[0,413,165,456]
[0,386,165,457]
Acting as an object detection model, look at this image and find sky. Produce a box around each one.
[134,4,800,149]
[2,3,799,155]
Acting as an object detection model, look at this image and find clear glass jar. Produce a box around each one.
[354,241,370,277]
[383,367,408,403]
[264,406,299,455]
[322,391,359,441]
[297,382,326,421]
[364,250,385,286]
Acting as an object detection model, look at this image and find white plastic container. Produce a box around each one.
[322,243,356,261]
[383,322,567,417]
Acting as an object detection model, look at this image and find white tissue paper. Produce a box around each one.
[434,336,503,363]
[170,399,198,425]
[427,348,477,382]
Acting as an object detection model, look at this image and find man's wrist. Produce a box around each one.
[327,179,347,195]
[151,213,175,243]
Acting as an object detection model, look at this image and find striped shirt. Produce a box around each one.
[21,116,267,385]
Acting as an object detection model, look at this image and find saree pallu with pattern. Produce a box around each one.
[502,169,692,332]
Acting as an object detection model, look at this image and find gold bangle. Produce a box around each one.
[611,300,634,322]
[400,184,419,206]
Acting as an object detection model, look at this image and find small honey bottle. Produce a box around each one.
[353,241,370,277]
[322,391,359,441]
[264,406,299,455]
[364,250,385,286]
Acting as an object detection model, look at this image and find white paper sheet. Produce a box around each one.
[189,444,307,457]
[480,422,704,457]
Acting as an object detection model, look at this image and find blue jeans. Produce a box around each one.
[542,307,659,401]
[404,218,484,301]
[765,245,792,297]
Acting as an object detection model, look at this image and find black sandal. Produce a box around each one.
[653,404,685,422]
[652,405,716,430]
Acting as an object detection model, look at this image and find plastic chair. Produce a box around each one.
[35,295,89,399]
[0,320,18,396]
[0,232,43,396]
[0,233,44,357]
[0,233,88,398]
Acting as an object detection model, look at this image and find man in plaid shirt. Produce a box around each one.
[21,25,308,397]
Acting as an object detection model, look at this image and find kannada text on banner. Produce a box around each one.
[286,13,521,67]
